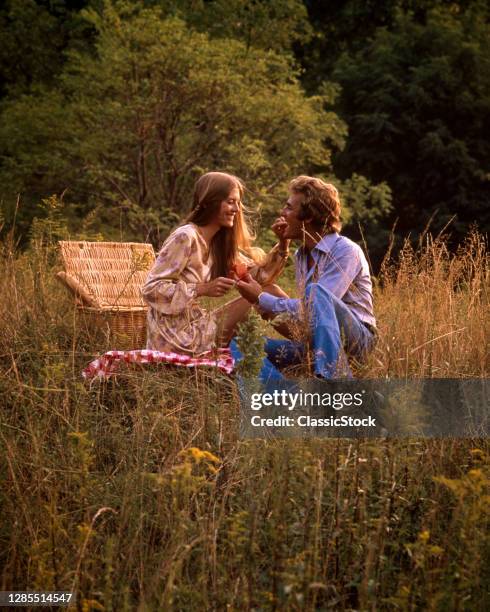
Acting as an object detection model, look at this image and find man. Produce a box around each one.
[236,175,377,378]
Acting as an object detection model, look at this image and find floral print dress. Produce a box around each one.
[142,223,287,355]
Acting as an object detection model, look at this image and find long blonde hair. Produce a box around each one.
[186,172,263,277]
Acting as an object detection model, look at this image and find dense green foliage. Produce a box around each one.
[331,4,490,240]
[0,0,488,257]
[0,1,391,245]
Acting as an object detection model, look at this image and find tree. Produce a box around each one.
[0,1,345,241]
[298,1,477,92]
[188,0,313,53]
[1,1,393,245]
[0,0,92,98]
[332,4,490,240]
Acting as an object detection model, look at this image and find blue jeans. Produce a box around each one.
[263,283,375,379]
[231,284,375,380]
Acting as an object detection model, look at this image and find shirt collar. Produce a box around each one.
[295,232,340,258]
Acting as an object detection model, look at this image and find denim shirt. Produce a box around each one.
[258,232,376,328]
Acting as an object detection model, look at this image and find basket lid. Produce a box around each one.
[58,241,155,308]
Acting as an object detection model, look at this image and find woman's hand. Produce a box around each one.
[271,217,290,251]
[229,261,249,281]
[196,277,235,297]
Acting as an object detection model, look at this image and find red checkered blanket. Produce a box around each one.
[82,348,235,380]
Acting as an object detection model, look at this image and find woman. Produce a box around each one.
[142,171,290,355]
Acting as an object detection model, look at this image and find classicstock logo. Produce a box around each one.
[239,379,489,439]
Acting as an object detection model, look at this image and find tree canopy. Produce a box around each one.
[1,1,390,243]
[331,4,490,240]
[0,0,487,259]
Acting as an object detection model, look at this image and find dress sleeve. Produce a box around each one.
[245,243,289,286]
[141,230,197,315]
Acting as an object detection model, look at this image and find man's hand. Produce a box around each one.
[256,305,275,321]
[196,277,235,297]
[236,273,263,304]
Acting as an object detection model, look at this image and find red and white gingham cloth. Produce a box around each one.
[82,348,235,380]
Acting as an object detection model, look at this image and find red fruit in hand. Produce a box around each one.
[230,262,248,280]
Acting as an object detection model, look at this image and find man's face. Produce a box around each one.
[279,192,305,240]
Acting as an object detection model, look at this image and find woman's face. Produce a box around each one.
[215,186,241,228]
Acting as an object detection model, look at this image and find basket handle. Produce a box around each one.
[55,271,101,308]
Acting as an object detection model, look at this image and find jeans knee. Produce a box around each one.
[305,282,334,300]
[304,284,335,319]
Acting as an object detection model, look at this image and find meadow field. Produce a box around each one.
[1,230,489,611]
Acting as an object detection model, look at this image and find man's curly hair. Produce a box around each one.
[289,175,342,234]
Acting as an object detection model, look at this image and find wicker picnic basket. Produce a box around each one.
[56,241,155,349]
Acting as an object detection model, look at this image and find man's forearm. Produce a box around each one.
[258,292,300,317]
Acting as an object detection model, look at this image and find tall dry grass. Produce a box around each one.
[0,228,489,610]
[363,232,489,378]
